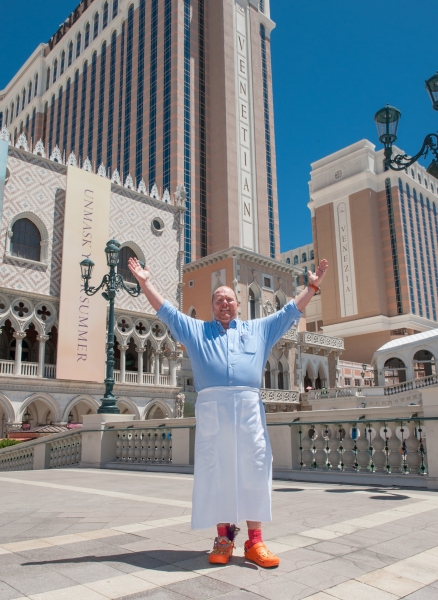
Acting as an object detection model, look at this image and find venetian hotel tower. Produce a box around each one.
[0,0,279,263]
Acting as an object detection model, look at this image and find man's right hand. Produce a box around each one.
[128,257,151,285]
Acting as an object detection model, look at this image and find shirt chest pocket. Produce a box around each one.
[242,334,257,354]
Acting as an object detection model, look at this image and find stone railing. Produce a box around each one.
[384,374,438,395]
[115,428,173,464]
[0,431,82,472]
[281,327,298,343]
[261,389,300,404]
[306,387,364,400]
[0,360,56,378]
[299,332,344,350]
[113,370,171,386]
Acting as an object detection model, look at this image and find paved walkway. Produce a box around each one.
[0,469,437,600]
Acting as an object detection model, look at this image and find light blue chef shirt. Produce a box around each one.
[157,300,302,392]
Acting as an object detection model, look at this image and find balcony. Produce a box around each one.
[0,359,56,378]
[299,331,344,351]
[260,388,300,404]
[113,370,172,386]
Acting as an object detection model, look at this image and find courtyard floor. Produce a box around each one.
[0,469,437,600]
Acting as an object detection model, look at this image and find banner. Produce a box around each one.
[0,140,9,233]
[57,166,111,382]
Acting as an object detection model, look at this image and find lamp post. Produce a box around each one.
[80,239,142,414]
[374,72,438,177]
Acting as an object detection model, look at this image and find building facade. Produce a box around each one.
[0,138,186,436]
[308,139,438,364]
[0,0,280,263]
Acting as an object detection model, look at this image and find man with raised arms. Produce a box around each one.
[129,257,328,568]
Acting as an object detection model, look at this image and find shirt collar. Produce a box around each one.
[215,319,238,334]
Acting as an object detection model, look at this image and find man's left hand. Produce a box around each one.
[308,259,328,288]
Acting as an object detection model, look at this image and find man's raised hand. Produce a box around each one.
[128,257,150,285]
[308,259,328,288]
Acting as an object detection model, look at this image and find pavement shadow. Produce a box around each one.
[273,488,304,492]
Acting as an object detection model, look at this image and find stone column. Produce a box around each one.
[169,353,178,386]
[271,369,279,390]
[136,347,145,385]
[13,332,26,376]
[154,351,161,385]
[36,335,49,378]
[119,345,128,384]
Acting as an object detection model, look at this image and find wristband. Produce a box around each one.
[308,282,320,294]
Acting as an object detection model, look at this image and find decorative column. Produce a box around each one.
[271,369,279,390]
[119,345,128,383]
[136,347,145,385]
[36,335,49,377]
[154,351,161,385]
[169,353,178,386]
[13,332,26,376]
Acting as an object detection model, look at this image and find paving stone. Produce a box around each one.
[0,580,26,600]
[165,575,238,599]
[403,587,438,599]
[245,575,318,600]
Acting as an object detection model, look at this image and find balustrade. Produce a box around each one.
[0,359,14,375]
[261,389,299,403]
[44,364,56,378]
[299,331,344,350]
[384,374,438,395]
[0,446,34,471]
[20,362,38,376]
[113,370,171,386]
[50,434,82,468]
[115,428,172,464]
[296,418,427,475]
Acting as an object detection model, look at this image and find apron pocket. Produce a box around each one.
[196,400,220,436]
[239,398,261,433]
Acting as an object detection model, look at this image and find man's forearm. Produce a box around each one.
[295,285,317,312]
[140,280,165,312]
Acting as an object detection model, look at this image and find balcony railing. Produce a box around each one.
[113,370,171,386]
[384,374,438,395]
[0,360,56,378]
[261,389,300,404]
[299,332,344,350]
[281,327,298,343]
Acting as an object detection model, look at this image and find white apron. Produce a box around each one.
[191,386,272,530]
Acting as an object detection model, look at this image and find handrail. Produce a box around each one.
[267,416,437,426]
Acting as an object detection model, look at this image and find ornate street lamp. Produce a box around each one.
[374,72,438,177]
[80,239,143,414]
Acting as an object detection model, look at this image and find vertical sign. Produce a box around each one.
[0,140,9,232]
[57,166,111,382]
[334,200,358,317]
[235,3,257,251]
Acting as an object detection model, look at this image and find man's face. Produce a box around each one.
[212,287,239,325]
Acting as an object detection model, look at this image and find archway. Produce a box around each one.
[116,397,140,419]
[0,394,15,438]
[248,283,261,319]
[264,361,272,389]
[384,357,407,384]
[145,401,170,420]
[19,393,61,426]
[413,350,436,378]
[62,395,100,424]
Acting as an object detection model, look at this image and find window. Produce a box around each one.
[136,0,147,183]
[93,12,99,39]
[46,68,51,91]
[411,169,415,178]
[354,379,361,387]
[188,279,194,287]
[56,86,63,149]
[5,109,8,127]
[31,107,36,145]
[60,50,65,75]
[189,307,197,319]
[103,1,109,28]
[78,60,88,160]
[97,42,107,165]
[311,263,315,272]
[249,288,256,320]
[293,255,298,264]
[107,31,117,172]
[27,82,32,104]
[63,78,71,154]
[286,257,290,264]
[310,249,314,260]
[123,4,134,177]
[42,101,48,143]
[84,22,90,49]
[152,217,164,233]
[302,252,307,262]
[68,41,73,67]
[10,218,41,261]
[259,0,264,12]
[418,174,422,184]
[25,114,29,134]
[48,94,55,153]
[118,247,137,283]
[53,59,58,83]
[34,73,39,98]
[117,20,126,170]
[184,0,191,262]
[112,0,118,18]
[262,274,273,289]
[70,70,80,152]
[198,0,207,256]
[344,377,351,386]
[21,89,26,110]
[148,0,158,187]
[76,32,82,58]
[87,51,98,159]
[264,362,271,389]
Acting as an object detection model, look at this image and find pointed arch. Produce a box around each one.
[274,289,287,310]
[248,282,262,319]
[116,396,140,419]
[0,393,16,422]
[18,392,61,423]
[143,399,172,420]
[62,395,100,423]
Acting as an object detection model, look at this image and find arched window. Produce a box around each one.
[311,264,315,272]
[25,114,29,134]
[97,41,107,165]
[84,22,90,49]
[16,96,20,117]
[60,50,65,75]
[31,107,36,143]
[76,32,82,58]
[68,41,73,67]
[384,357,407,384]
[189,307,197,319]
[278,362,284,389]
[302,252,307,262]
[21,89,26,110]
[275,295,281,312]
[293,255,298,264]
[19,121,23,134]
[34,73,39,97]
[103,1,109,28]
[93,12,99,39]
[310,249,314,260]
[413,350,436,378]
[53,59,58,83]
[27,82,32,104]
[259,0,264,12]
[286,257,290,264]
[10,218,41,261]
[42,101,48,143]
[118,246,137,283]
[9,338,30,362]
[5,109,8,127]
[13,128,17,145]
[46,67,51,91]
[10,103,14,123]
[264,362,271,389]
[112,0,118,18]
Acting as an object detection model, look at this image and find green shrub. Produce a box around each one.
[0,439,21,448]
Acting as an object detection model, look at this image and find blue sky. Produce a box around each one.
[1,1,438,252]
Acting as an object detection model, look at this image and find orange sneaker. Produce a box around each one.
[244,541,280,568]
[208,536,234,564]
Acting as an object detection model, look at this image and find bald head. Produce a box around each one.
[211,286,239,329]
